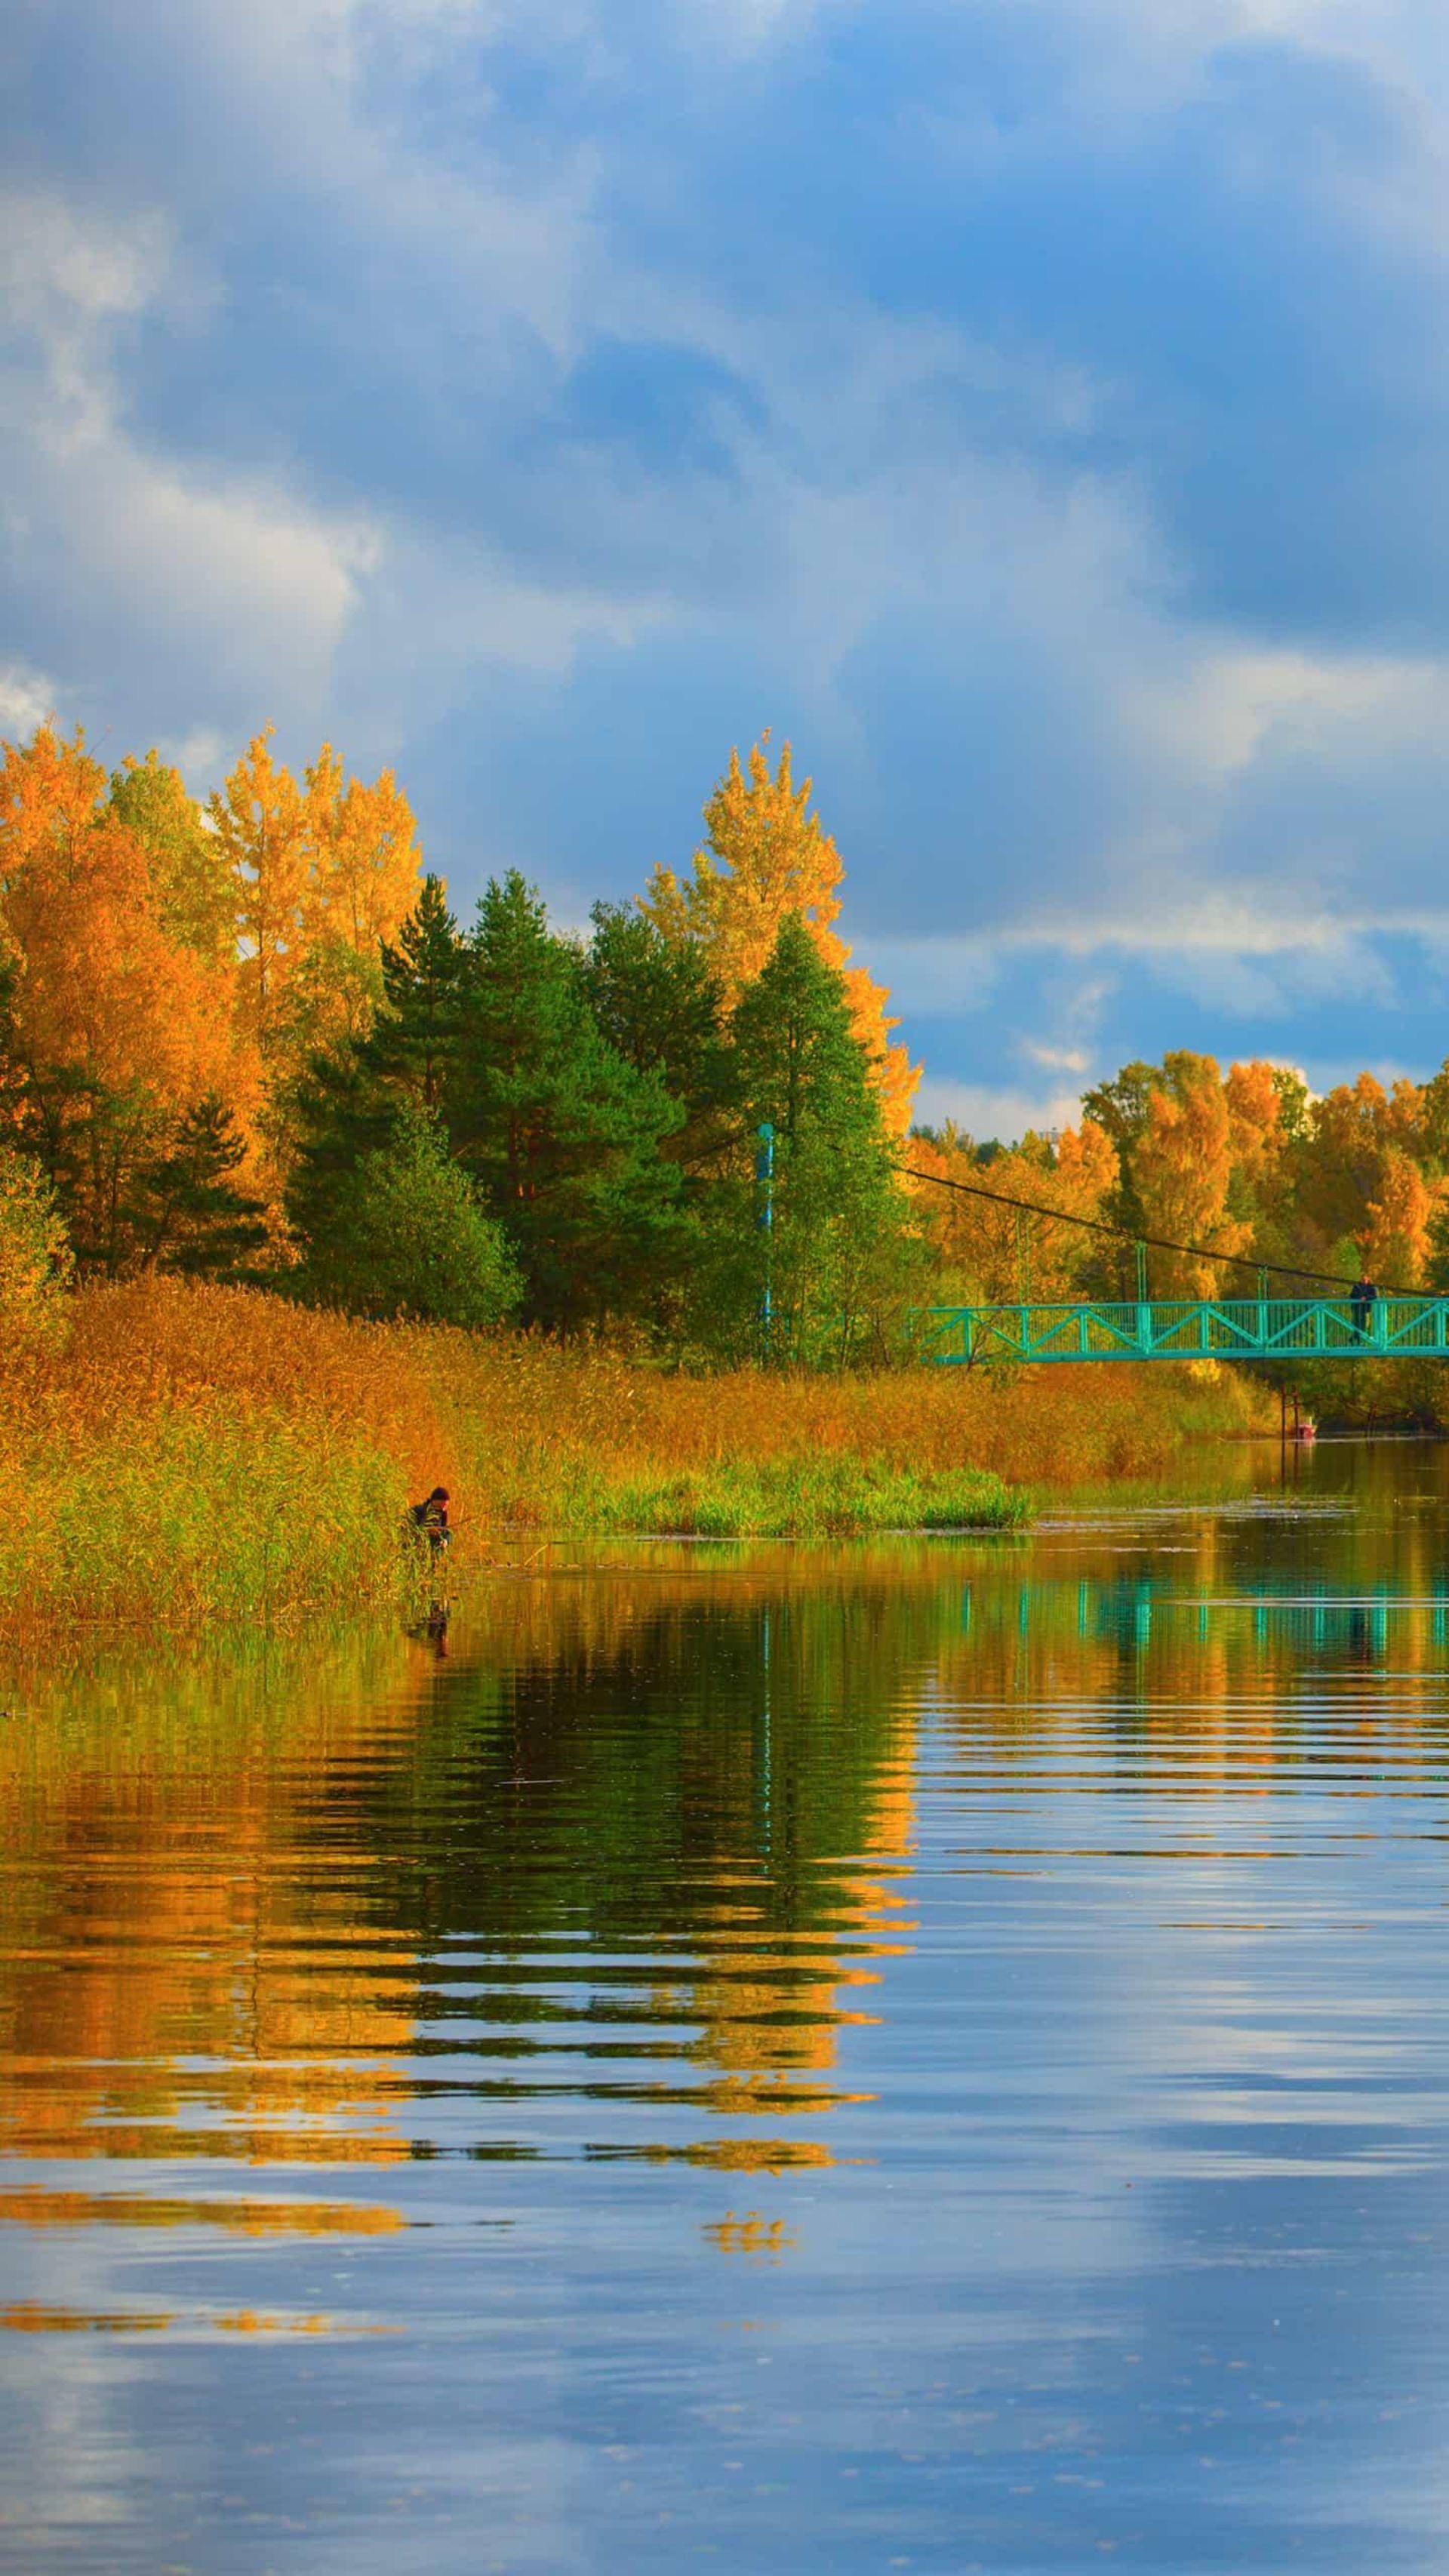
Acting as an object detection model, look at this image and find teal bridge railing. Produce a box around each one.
[921,1294,1449,1366]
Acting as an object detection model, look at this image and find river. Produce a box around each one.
[4,1437,1449,2570]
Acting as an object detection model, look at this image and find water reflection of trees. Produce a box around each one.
[0,1571,929,2195]
[375,1577,926,2166]
[0,1623,441,2182]
[7,1487,1449,2234]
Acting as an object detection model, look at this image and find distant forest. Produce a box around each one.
[0,719,1443,1362]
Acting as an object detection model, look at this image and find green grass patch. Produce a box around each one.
[552,1456,1027,1540]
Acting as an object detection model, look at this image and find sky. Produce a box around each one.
[8,0,1449,1137]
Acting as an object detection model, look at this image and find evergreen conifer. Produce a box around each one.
[723,915,915,1362]
[457,873,687,1328]
[138,1095,269,1279]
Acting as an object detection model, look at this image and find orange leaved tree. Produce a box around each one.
[0,725,235,1269]
[1130,1054,1251,1297]
[1359,1146,1437,1288]
[910,1119,1118,1304]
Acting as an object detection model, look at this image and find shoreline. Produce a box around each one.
[0,1276,1279,1645]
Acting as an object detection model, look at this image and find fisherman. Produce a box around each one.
[1350,1274,1377,1338]
[409,1485,451,1560]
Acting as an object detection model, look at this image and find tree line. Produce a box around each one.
[0,725,919,1358]
[2,714,1446,1358]
[918,1054,1449,1305]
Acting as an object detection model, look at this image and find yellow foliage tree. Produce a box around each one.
[208,731,307,1057]
[911,1118,1117,1303]
[1296,1073,1401,1261]
[641,735,919,1134]
[303,748,422,961]
[0,1145,72,1340]
[0,725,238,1265]
[0,726,231,1110]
[1360,1146,1435,1287]
[0,718,105,892]
[1132,1054,1251,1295]
[291,749,425,1053]
[1224,1060,1283,1195]
[109,749,237,972]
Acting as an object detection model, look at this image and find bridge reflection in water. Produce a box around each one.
[922,1294,1449,1365]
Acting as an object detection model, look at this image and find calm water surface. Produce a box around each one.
[6,1439,1449,2570]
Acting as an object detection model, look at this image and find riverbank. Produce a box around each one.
[0,1280,1275,1630]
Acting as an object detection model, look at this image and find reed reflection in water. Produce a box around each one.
[4,1438,1449,2568]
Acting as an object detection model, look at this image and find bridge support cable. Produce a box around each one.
[900,1162,1413,1298]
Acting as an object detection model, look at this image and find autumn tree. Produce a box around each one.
[1080,1061,1160,1156]
[207,730,306,1060]
[641,734,919,1134]
[1128,1054,1251,1296]
[291,745,423,1051]
[0,725,235,1270]
[1359,1146,1435,1288]
[1291,1075,1407,1273]
[909,1119,1117,1305]
[304,748,418,948]
[109,752,235,971]
[1419,1057,1449,1174]
[0,1145,72,1340]
[211,731,426,1222]
[1224,1060,1283,1199]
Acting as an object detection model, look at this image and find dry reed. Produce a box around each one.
[0,1282,1274,1633]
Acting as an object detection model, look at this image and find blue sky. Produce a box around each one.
[8,0,1449,1136]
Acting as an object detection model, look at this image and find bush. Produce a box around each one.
[0,1146,72,1341]
[305,1106,521,1327]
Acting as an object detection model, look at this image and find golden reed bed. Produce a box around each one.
[0,1280,1275,1632]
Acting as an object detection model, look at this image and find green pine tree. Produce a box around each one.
[457,871,687,1329]
[284,876,464,1282]
[584,902,735,1159]
[719,914,916,1364]
[377,873,467,1109]
[137,1094,269,1279]
[301,1102,521,1326]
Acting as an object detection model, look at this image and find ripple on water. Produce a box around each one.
[4,1443,1449,2571]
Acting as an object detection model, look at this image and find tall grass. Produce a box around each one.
[0,1282,1274,1633]
[423,1335,1274,1524]
[0,1283,450,1631]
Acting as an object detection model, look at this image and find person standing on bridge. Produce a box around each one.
[1351,1273,1378,1338]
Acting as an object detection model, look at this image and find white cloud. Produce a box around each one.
[157,725,226,783]
[665,0,839,55]
[1023,1040,1094,1074]
[0,192,383,731]
[0,189,170,323]
[1124,646,1449,777]
[913,1076,1089,1139]
[0,663,60,737]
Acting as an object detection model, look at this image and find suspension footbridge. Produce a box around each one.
[920,1295,1449,1366]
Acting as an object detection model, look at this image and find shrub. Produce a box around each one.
[0,1146,72,1342]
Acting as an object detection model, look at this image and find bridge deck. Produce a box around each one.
[921,1295,1449,1365]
